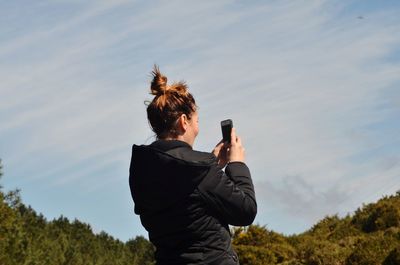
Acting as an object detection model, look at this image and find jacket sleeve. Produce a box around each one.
[197,161,257,226]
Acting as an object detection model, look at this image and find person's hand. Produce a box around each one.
[212,140,228,167]
[227,128,245,163]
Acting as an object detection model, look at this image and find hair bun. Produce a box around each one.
[150,65,168,96]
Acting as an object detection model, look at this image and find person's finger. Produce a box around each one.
[236,136,242,146]
[230,128,237,145]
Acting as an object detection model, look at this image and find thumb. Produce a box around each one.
[215,141,224,149]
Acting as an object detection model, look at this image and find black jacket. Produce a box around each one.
[129,140,257,265]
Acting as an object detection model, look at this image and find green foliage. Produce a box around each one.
[0,159,155,265]
[345,232,399,265]
[233,225,296,264]
[126,236,156,265]
[2,158,400,264]
[232,192,400,265]
[383,246,400,265]
[0,160,25,265]
[291,235,346,265]
[233,225,288,246]
[352,195,400,232]
[234,245,278,265]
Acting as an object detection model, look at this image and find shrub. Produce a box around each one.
[352,196,400,233]
[383,246,400,265]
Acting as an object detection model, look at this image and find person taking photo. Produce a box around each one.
[129,66,257,265]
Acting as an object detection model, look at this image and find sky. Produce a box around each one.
[1,0,400,242]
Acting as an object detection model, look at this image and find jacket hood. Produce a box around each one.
[129,140,215,214]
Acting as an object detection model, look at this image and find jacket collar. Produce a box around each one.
[149,139,192,152]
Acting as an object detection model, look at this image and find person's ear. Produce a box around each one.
[178,114,188,132]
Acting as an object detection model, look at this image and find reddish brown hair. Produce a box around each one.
[146,65,196,139]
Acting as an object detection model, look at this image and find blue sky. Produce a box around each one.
[1,0,400,242]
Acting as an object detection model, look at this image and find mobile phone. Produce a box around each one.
[221,119,233,143]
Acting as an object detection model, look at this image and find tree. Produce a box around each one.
[352,195,400,232]
[0,158,2,188]
[383,246,400,265]
[126,236,156,265]
[233,225,296,264]
[344,230,399,265]
[3,155,400,264]
[0,159,25,265]
[0,158,158,265]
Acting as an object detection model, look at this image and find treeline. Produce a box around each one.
[1,159,400,264]
[232,192,400,265]
[0,160,155,265]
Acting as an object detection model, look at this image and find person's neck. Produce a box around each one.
[163,135,193,147]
